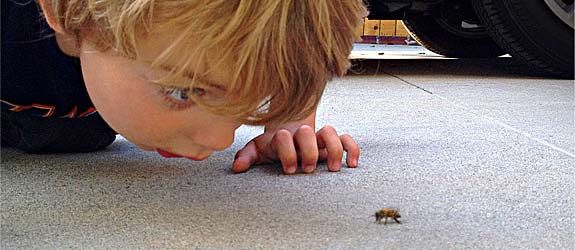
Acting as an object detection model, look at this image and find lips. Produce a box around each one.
[156,149,182,158]
[156,149,205,161]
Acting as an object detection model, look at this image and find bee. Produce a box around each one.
[374,208,401,225]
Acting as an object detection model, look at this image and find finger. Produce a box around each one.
[316,126,344,172]
[272,129,298,174]
[293,125,318,173]
[340,134,360,168]
[232,141,260,173]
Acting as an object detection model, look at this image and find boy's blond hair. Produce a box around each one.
[46,0,366,125]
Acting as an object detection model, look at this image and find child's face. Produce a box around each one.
[78,36,242,160]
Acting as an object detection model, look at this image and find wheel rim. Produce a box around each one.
[435,2,490,38]
[543,0,574,29]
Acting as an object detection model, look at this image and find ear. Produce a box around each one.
[37,0,64,33]
[37,0,81,57]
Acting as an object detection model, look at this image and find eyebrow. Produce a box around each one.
[157,64,228,91]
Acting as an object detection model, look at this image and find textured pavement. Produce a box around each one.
[2,56,574,249]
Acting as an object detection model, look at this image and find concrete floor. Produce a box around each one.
[2,55,574,249]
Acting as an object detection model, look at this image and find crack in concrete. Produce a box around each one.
[382,71,575,158]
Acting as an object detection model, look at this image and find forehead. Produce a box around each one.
[135,30,232,89]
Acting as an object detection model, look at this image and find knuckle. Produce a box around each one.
[272,129,292,143]
[322,125,337,134]
[339,133,351,140]
[346,141,359,151]
[340,134,359,149]
[324,125,337,133]
[296,125,315,135]
[276,129,292,138]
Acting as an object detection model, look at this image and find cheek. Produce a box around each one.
[80,57,115,116]
[79,49,168,144]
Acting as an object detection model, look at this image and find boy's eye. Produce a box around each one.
[162,87,206,110]
[165,87,189,101]
[164,87,206,101]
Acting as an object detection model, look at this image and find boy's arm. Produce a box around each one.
[232,110,360,174]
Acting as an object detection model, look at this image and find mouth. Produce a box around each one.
[156,149,183,158]
[156,149,207,161]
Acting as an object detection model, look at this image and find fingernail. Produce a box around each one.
[328,161,342,172]
[303,165,315,173]
[285,165,297,175]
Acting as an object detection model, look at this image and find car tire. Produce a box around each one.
[402,1,507,58]
[472,0,574,78]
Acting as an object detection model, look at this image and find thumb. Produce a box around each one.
[232,140,260,173]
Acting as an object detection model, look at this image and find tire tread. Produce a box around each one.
[473,0,574,78]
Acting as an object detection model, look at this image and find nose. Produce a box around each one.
[196,119,241,151]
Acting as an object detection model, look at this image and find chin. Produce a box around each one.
[134,143,155,151]
[186,156,205,161]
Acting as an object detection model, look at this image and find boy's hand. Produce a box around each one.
[232,113,360,174]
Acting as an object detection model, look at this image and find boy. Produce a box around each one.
[1,0,365,174]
